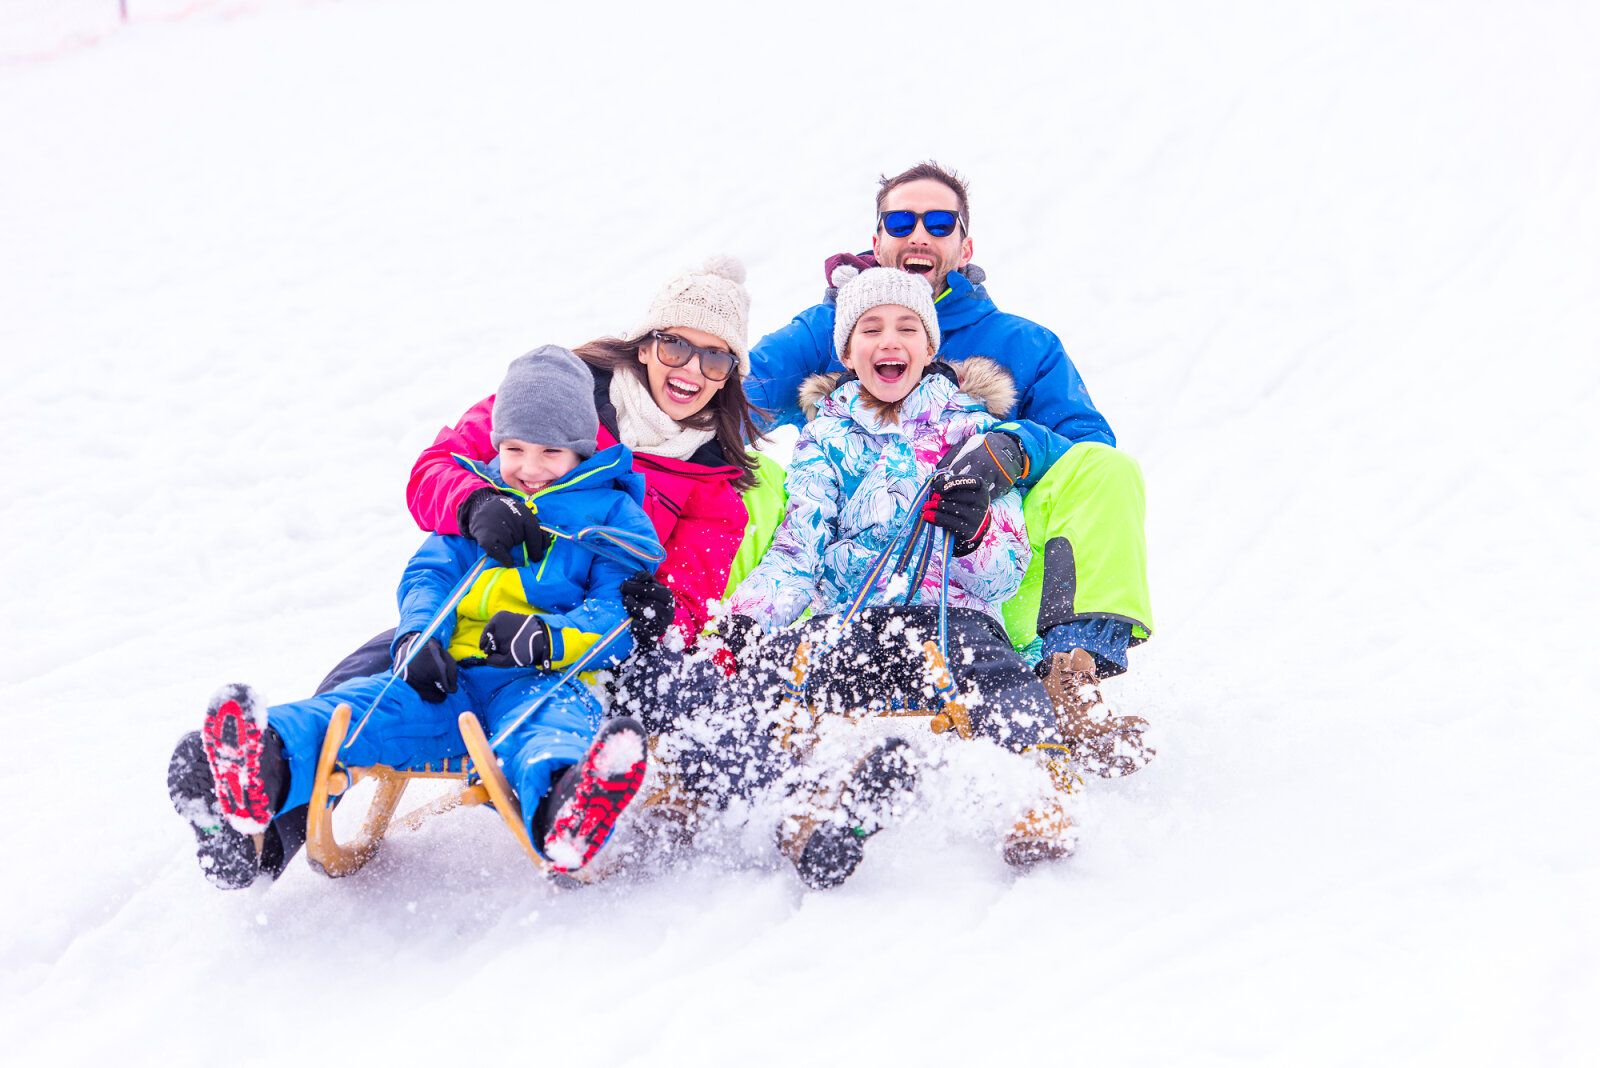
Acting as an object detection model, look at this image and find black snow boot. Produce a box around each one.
[168,730,263,890]
[788,737,919,890]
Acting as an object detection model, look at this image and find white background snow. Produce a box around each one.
[2,0,1597,1063]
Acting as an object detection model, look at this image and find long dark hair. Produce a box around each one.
[573,332,768,491]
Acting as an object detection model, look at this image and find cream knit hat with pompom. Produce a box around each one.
[636,254,753,374]
[830,265,940,359]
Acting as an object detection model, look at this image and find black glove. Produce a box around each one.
[715,613,762,661]
[922,471,992,557]
[937,429,1027,496]
[621,570,675,645]
[393,632,459,703]
[477,610,553,669]
[457,488,551,567]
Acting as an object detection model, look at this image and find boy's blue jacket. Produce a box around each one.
[392,444,661,670]
[746,264,1115,482]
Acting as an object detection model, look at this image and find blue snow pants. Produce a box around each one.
[269,664,604,839]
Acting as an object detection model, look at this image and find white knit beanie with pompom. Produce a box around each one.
[830,265,941,359]
[636,254,753,374]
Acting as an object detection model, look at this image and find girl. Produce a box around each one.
[648,266,1073,889]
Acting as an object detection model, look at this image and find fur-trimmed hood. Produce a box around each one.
[797,356,1016,423]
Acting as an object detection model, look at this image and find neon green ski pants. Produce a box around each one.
[725,444,1153,652]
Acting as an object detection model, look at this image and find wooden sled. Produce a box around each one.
[774,639,976,751]
[763,638,1080,867]
[304,703,562,879]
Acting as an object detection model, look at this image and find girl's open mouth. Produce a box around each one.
[873,359,908,383]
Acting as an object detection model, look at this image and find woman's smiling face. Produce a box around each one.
[638,325,729,419]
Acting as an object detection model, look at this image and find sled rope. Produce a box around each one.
[786,475,961,708]
[544,523,666,570]
[344,519,660,751]
[344,552,494,748]
[486,617,632,748]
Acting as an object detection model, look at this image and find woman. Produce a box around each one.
[404,255,777,648]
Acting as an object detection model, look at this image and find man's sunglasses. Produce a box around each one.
[877,209,967,238]
[651,331,736,381]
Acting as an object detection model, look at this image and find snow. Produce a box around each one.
[2,0,1598,1063]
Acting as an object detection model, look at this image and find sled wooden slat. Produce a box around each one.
[456,711,559,875]
[305,703,490,878]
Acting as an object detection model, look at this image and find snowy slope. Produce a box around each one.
[2,1,1597,1064]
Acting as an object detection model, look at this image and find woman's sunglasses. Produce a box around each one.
[877,209,967,239]
[651,331,736,382]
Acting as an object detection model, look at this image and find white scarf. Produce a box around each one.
[609,370,717,461]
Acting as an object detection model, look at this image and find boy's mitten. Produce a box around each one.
[716,613,762,661]
[923,471,992,557]
[621,571,676,644]
[457,488,551,567]
[937,429,1027,496]
[477,611,553,669]
[394,632,459,703]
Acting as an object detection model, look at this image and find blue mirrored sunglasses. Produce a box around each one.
[877,209,966,238]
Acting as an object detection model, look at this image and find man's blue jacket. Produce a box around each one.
[746,264,1115,480]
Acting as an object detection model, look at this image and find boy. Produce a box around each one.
[168,346,661,887]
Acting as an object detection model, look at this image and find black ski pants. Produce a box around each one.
[624,606,1057,807]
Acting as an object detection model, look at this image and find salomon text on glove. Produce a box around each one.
[457,488,551,567]
[394,632,459,703]
[936,429,1027,496]
[922,471,992,557]
[477,610,553,669]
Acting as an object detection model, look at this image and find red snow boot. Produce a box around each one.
[539,717,650,873]
[202,684,276,835]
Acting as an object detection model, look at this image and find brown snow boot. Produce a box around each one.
[1003,790,1078,868]
[1002,747,1081,868]
[1038,649,1155,778]
[631,764,700,854]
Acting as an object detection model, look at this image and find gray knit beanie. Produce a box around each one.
[635,254,752,374]
[491,344,598,457]
[831,265,941,358]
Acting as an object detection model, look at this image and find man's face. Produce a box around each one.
[871,178,974,295]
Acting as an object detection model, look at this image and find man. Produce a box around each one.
[747,163,1153,763]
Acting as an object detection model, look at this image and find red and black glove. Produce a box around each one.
[936,429,1027,496]
[621,570,676,645]
[475,611,553,669]
[923,471,992,557]
[457,488,551,567]
[393,632,459,703]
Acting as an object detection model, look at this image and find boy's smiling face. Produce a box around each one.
[498,438,580,495]
[842,303,933,405]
